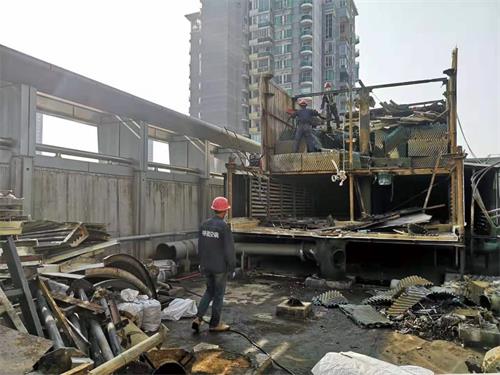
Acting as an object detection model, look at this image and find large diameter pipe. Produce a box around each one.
[234,243,304,257]
[88,325,167,375]
[36,289,65,350]
[157,239,198,260]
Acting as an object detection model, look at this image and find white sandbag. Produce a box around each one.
[140,298,161,332]
[120,288,139,302]
[117,302,144,327]
[161,298,198,321]
[311,352,434,375]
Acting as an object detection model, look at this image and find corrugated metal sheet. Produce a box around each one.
[312,290,348,307]
[387,286,430,316]
[340,304,392,328]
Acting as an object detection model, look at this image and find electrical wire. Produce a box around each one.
[457,114,477,158]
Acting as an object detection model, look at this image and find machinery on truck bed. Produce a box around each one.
[226,49,499,279]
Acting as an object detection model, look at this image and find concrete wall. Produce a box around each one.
[0,163,9,190]
[32,167,134,238]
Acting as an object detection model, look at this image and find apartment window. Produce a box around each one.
[274,15,282,26]
[258,0,269,11]
[325,55,333,67]
[275,60,283,70]
[325,69,334,81]
[300,71,312,82]
[340,0,347,7]
[284,27,292,38]
[274,0,282,10]
[284,74,292,83]
[284,58,292,68]
[258,59,269,68]
[339,44,346,55]
[340,23,345,33]
[325,13,333,39]
[284,43,291,53]
[339,57,347,68]
[325,41,334,54]
[258,13,269,24]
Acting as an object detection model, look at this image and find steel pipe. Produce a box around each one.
[234,243,305,257]
[100,298,122,356]
[77,289,114,362]
[36,289,65,350]
[156,239,198,260]
[88,325,167,375]
[116,230,197,242]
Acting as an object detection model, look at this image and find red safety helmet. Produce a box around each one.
[324,82,332,89]
[211,196,231,211]
[298,99,308,106]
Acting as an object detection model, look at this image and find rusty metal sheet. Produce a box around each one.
[0,324,53,374]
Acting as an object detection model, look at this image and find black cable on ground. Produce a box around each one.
[197,317,295,374]
[228,328,296,375]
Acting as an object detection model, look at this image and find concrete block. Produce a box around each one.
[459,323,500,348]
[276,300,312,320]
[305,277,326,288]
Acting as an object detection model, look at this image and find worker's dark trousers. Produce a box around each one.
[294,125,315,152]
[196,272,227,327]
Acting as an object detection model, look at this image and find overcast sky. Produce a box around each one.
[0,0,498,156]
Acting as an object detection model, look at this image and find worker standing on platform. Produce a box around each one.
[290,99,321,153]
[320,82,341,131]
[192,196,235,333]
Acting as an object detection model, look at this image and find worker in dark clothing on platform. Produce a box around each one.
[192,196,235,333]
[290,99,322,153]
[320,82,341,131]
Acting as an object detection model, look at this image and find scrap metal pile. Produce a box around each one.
[0,193,198,374]
[324,275,500,348]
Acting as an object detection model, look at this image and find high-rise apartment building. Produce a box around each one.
[187,0,359,143]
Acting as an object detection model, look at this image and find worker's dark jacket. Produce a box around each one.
[292,108,320,127]
[198,216,236,274]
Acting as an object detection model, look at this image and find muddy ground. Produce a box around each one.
[162,269,484,374]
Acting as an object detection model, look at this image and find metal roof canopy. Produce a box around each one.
[0,44,260,154]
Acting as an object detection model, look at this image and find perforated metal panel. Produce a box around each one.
[408,139,448,157]
[269,152,341,173]
[302,152,340,172]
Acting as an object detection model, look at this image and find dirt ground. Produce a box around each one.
[162,272,484,374]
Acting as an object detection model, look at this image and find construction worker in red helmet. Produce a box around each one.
[192,196,235,333]
[289,98,322,153]
[320,81,341,132]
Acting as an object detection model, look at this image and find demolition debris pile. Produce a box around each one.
[0,192,243,374]
[316,275,500,348]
